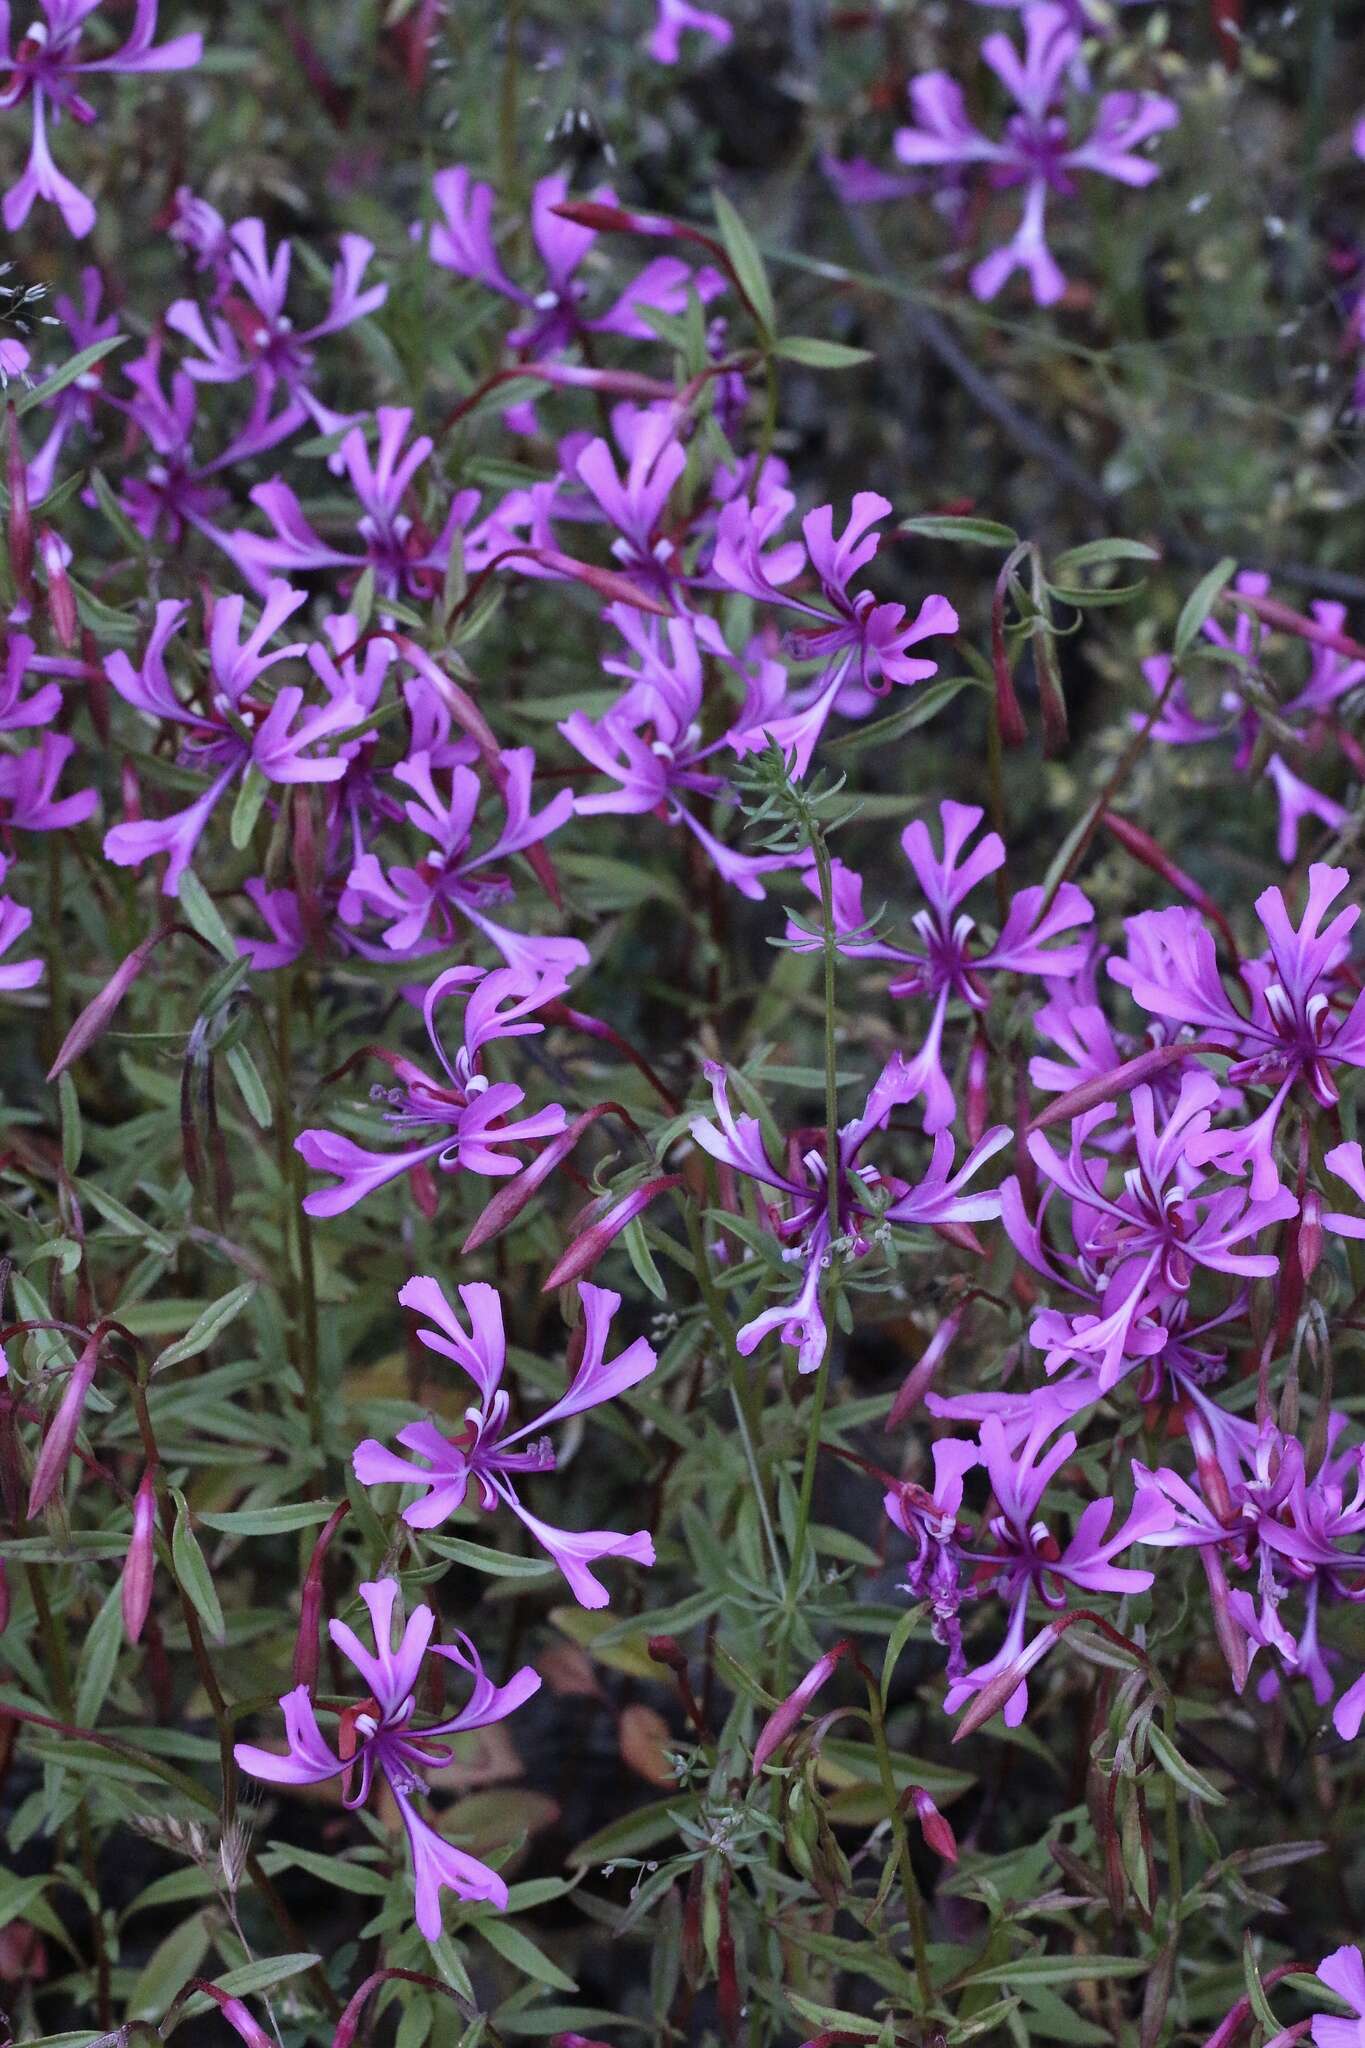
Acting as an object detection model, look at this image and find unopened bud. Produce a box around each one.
[1298,1189,1324,1283]
[121,1467,157,1643]
[753,1641,851,1773]
[910,1785,958,1862]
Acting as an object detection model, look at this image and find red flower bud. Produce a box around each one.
[752,1641,852,1772]
[27,1328,100,1518]
[910,1785,958,1862]
[121,1468,157,1644]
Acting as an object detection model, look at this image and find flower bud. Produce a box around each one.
[26,1328,100,1518]
[752,1641,852,1773]
[121,1468,157,1643]
[1297,1188,1324,1283]
[38,527,76,648]
[965,1033,990,1145]
[186,1983,272,2048]
[910,1785,958,1862]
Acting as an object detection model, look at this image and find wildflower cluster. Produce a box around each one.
[3,5,1365,2047]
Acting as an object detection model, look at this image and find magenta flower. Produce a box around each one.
[229,406,483,603]
[344,745,585,973]
[167,218,387,445]
[1110,865,1365,1196]
[715,491,958,768]
[235,1578,539,1937]
[647,0,733,64]
[559,608,798,898]
[296,964,569,1218]
[20,265,118,501]
[893,3,1178,304]
[0,731,96,833]
[0,0,202,239]
[1324,1143,1365,1241]
[102,583,365,896]
[1310,1947,1365,2046]
[1022,1072,1296,1390]
[353,1278,657,1607]
[423,168,723,363]
[944,1413,1171,1726]
[691,1056,1009,1373]
[793,801,1093,1130]
[1138,573,1362,863]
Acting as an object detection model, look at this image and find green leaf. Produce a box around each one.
[1174,556,1237,658]
[899,515,1018,547]
[73,1176,175,1259]
[156,1282,256,1370]
[712,191,775,337]
[477,1916,578,1992]
[1050,537,1161,576]
[124,1909,210,2022]
[170,1488,224,1638]
[229,764,269,851]
[823,675,980,755]
[226,1043,274,1129]
[73,1580,123,1730]
[178,1952,321,2015]
[569,1794,701,1866]
[421,1533,557,1579]
[966,1955,1149,1989]
[622,1216,667,1302]
[265,1842,388,1895]
[57,1071,82,1176]
[178,869,239,964]
[198,1499,337,1536]
[88,468,149,554]
[773,336,873,369]
[1146,1720,1226,1806]
[16,335,126,417]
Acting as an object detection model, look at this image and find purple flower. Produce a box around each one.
[944,1412,1171,1725]
[113,338,238,547]
[559,608,798,898]
[792,802,1093,1130]
[344,745,585,973]
[102,583,365,895]
[1110,865,1365,1195]
[1324,1142,1365,1241]
[715,492,959,763]
[1138,575,1362,863]
[167,218,387,445]
[0,731,96,832]
[229,406,484,603]
[354,1278,657,1607]
[423,168,723,364]
[647,0,733,64]
[0,0,202,239]
[691,1057,1009,1373]
[296,964,569,1217]
[235,1578,539,1938]
[0,853,41,991]
[1022,1071,1296,1389]
[20,266,118,501]
[1310,1946,1365,2046]
[893,3,1178,304]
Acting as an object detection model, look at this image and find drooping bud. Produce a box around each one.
[184,1982,272,2048]
[1297,1188,1324,1283]
[26,1327,101,1518]
[38,528,76,648]
[965,1032,990,1145]
[752,1640,852,1773]
[888,1308,964,1430]
[542,1175,685,1291]
[909,1785,958,1862]
[121,1467,157,1643]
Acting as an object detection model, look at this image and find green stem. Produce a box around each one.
[683,1200,784,1586]
[276,975,324,1463]
[864,1669,933,2017]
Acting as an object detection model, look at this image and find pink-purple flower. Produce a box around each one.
[235,1578,539,1938]
[353,1278,657,1606]
[893,3,1178,304]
